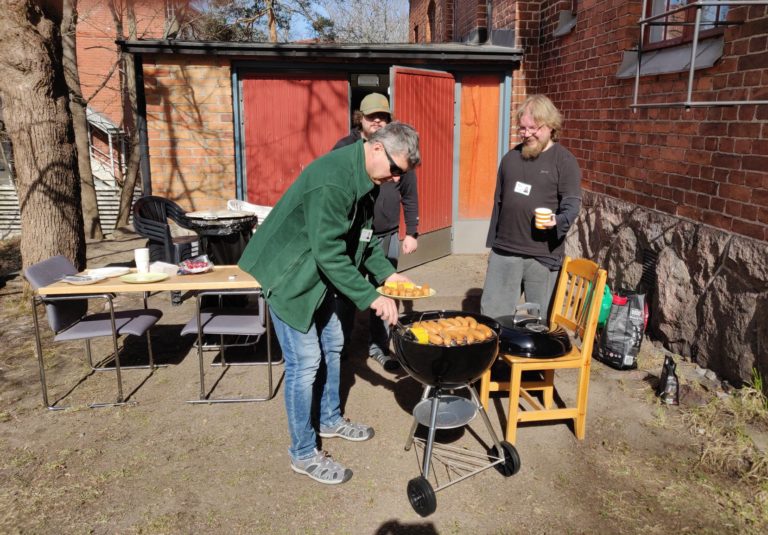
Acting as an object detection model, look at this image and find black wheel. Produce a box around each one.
[491,440,521,476]
[407,476,437,517]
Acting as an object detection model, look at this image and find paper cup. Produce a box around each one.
[134,248,150,273]
[534,208,553,229]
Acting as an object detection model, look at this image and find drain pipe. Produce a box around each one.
[486,0,493,44]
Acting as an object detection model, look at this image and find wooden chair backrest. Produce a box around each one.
[548,256,608,362]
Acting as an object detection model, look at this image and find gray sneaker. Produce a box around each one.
[290,449,352,485]
[370,352,400,372]
[319,418,374,441]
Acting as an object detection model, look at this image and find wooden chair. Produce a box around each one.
[479,256,607,444]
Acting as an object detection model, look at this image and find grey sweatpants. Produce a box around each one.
[480,251,558,321]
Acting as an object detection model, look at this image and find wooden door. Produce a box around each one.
[459,75,500,219]
[390,66,455,268]
[241,73,348,206]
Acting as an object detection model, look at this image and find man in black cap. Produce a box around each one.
[332,92,419,371]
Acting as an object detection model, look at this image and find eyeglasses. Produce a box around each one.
[381,144,407,177]
[518,124,544,135]
[363,112,391,123]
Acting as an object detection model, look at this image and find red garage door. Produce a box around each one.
[241,73,349,206]
[391,66,455,236]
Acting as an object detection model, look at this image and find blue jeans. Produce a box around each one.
[270,293,344,461]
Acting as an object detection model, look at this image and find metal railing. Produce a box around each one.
[632,1,768,109]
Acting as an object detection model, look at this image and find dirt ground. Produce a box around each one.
[1,232,767,534]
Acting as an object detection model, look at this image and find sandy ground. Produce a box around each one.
[0,232,765,534]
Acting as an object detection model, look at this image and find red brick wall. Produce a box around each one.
[77,0,174,128]
[410,0,455,43]
[426,0,768,241]
[142,57,236,211]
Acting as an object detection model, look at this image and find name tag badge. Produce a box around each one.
[360,229,373,242]
[514,181,531,196]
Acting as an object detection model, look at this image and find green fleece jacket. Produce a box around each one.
[238,141,396,333]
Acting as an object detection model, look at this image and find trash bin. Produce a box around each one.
[185,211,257,265]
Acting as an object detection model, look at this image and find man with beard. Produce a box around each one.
[481,95,582,320]
[332,93,419,372]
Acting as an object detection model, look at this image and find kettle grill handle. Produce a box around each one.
[514,302,542,324]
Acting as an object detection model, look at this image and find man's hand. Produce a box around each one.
[402,235,418,254]
[540,215,556,228]
[370,295,400,326]
[385,272,412,284]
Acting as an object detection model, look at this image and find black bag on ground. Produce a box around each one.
[594,290,647,370]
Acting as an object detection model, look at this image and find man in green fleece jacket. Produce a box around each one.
[238,121,421,485]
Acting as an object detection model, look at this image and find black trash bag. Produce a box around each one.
[594,290,648,370]
[656,355,680,405]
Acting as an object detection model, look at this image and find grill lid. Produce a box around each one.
[496,315,572,358]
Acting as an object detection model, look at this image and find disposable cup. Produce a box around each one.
[134,248,150,274]
[534,207,553,229]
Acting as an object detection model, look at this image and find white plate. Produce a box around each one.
[86,267,131,278]
[61,275,106,286]
[119,273,170,284]
[376,286,436,299]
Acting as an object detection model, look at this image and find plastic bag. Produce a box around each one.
[594,290,648,370]
[178,254,214,275]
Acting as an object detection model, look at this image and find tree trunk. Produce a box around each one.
[267,1,277,43]
[113,0,141,229]
[0,0,86,270]
[62,0,104,240]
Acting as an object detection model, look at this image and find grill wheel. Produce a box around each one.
[407,476,437,517]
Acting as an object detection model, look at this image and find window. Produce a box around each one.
[646,0,729,48]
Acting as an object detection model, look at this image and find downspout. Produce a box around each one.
[486,0,493,43]
[134,53,152,195]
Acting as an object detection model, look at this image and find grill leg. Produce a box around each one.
[404,385,432,451]
[468,384,505,452]
[420,392,442,479]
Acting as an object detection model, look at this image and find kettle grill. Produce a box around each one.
[393,310,521,517]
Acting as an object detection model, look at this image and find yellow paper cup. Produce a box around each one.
[534,208,552,229]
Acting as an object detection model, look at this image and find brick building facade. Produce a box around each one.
[142,58,237,209]
[409,0,768,241]
[409,0,768,381]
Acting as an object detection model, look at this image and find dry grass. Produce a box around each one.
[683,382,768,482]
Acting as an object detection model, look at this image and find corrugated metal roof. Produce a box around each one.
[118,40,523,66]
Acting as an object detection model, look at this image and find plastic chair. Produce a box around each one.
[478,256,607,444]
[181,289,283,403]
[133,195,198,264]
[25,255,163,410]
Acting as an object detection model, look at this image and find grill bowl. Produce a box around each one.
[392,310,501,388]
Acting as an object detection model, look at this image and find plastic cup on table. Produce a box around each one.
[134,248,150,274]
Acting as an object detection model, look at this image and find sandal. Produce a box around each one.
[319,418,375,441]
[290,449,352,485]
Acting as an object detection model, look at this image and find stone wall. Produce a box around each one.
[568,191,768,384]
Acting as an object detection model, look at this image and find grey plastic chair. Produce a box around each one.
[25,256,163,410]
[181,289,282,403]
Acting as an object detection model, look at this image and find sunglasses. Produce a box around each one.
[381,144,407,177]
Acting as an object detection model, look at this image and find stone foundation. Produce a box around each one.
[567,191,768,384]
